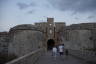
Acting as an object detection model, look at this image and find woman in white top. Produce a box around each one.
[52,46,57,57]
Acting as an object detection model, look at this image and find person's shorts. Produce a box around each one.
[60,52,63,55]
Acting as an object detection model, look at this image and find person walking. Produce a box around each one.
[65,49,69,59]
[58,44,64,56]
[52,46,57,57]
[65,49,68,56]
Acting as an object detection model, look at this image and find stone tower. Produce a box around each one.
[35,18,66,50]
[47,18,55,39]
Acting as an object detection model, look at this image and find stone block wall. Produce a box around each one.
[91,29,96,49]
[8,25,44,57]
[63,30,93,50]
[0,32,9,54]
[6,48,44,64]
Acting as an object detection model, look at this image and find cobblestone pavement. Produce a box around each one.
[36,51,88,64]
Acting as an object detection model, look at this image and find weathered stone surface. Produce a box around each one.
[66,23,96,30]
[6,49,44,64]
[35,18,66,46]
[0,32,9,54]
[0,18,96,61]
[1,18,96,64]
[63,30,93,50]
[8,25,44,57]
[11,24,38,30]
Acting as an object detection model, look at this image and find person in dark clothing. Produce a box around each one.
[65,49,68,56]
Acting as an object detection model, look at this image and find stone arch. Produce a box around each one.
[47,39,55,50]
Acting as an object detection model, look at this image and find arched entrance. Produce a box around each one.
[47,39,55,50]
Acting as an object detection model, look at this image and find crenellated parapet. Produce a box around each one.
[66,23,96,30]
[9,24,43,33]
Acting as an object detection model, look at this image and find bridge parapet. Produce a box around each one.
[68,49,96,63]
[6,48,44,64]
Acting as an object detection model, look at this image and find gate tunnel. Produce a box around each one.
[47,39,55,50]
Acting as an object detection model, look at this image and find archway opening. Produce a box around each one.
[47,39,55,50]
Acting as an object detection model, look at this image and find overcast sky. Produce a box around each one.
[0,0,96,32]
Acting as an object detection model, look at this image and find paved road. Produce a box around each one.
[36,51,88,64]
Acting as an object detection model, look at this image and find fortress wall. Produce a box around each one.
[91,29,96,49]
[63,30,93,50]
[8,29,44,57]
[0,32,9,54]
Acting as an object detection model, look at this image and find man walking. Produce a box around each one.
[58,44,64,56]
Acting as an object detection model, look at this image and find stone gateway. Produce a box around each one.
[0,18,96,57]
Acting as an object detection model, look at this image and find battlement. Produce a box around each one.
[47,18,54,23]
[66,23,96,30]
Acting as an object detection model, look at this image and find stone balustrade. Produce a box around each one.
[68,49,96,63]
[69,49,95,59]
[6,48,44,64]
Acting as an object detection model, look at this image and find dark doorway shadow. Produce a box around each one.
[47,39,55,50]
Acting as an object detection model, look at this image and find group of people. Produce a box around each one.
[52,44,68,57]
